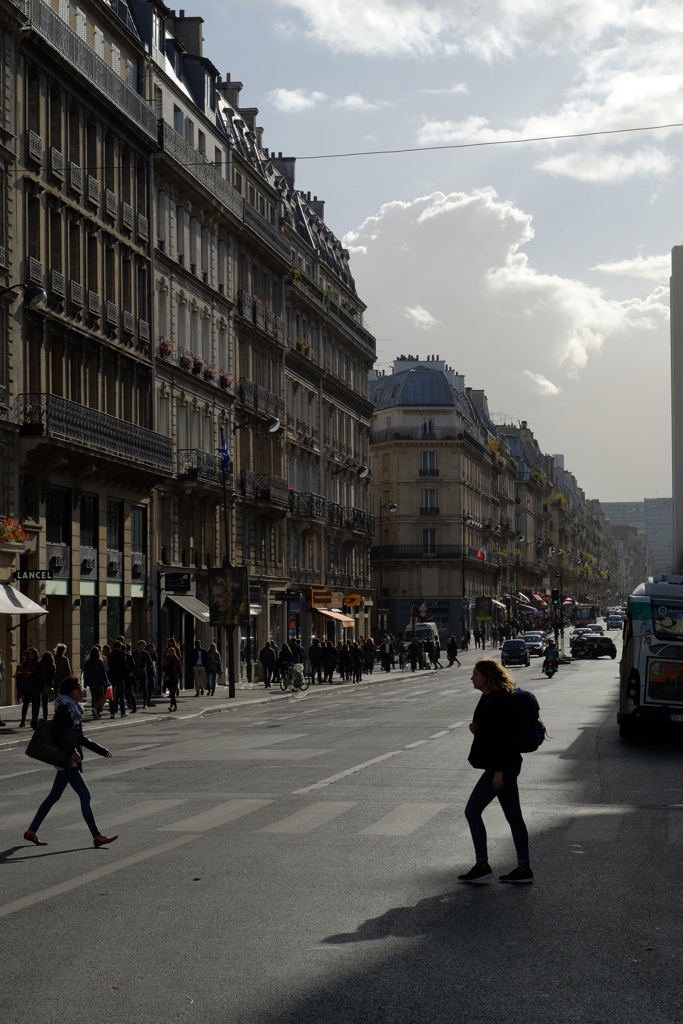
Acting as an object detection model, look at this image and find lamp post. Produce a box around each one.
[377,501,397,634]
[461,512,473,640]
[0,283,47,307]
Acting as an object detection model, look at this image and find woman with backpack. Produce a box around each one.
[458,659,533,885]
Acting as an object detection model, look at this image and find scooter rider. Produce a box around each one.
[542,642,559,673]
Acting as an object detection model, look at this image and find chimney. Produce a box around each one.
[237,106,259,132]
[272,152,296,189]
[216,77,243,107]
[166,11,204,56]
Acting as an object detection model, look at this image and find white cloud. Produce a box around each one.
[276,0,628,59]
[404,304,442,331]
[522,370,561,395]
[344,189,670,496]
[266,87,327,112]
[419,83,469,95]
[536,147,674,182]
[335,93,389,112]
[593,253,671,282]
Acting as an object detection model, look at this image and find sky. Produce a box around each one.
[197,0,683,502]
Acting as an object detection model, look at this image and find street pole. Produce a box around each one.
[220,427,236,698]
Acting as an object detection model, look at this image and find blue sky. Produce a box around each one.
[199,0,681,501]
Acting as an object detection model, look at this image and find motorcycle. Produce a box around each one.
[542,659,558,678]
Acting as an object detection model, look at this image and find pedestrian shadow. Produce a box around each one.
[322,886,510,944]
[0,845,93,863]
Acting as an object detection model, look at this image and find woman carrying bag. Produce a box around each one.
[23,675,117,848]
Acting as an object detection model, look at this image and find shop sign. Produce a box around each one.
[344,593,363,607]
[14,569,53,581]
[311,589,332,608]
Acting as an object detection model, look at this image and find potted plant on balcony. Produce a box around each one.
[179,352,193,371]
[159,337,173,359]
[218,371,233,390]
[203,364,217,382]
[0,517,29,552]
[192,355,205,376]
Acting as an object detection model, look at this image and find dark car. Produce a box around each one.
[501,639,531,668]
[521,632,545,657]
[572,634,617,660]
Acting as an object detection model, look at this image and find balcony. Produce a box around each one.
[28,257,43,285]
[105,300,118,326]
[15,0,156,139]
[122,310,135,335]
[177,449,232,489]
[419,506,440,516]
[105,189,118,218]
[289,491,326,518]
[419,468,439,477]
[371,544,463,560]
[69,280,83,307]
[50,269,65,297]
[289,566,322,585]
[243,203,291,260]
[27,129,42,163]
[370,426,461,443]
[16,393,173,473]
[137,213,148,239]
[326,501,344,528]
[87,291,101,317]
[49,147,64,178]
[122,203,134,230]
[237,377,285,420]
[239,469,288,507]
[344,507,374,533]
[69,162,83,193]
[158,121,243,219]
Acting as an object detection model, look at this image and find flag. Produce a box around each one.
[217,438,231,472]
[477,545,487,561]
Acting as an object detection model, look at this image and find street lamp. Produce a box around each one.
[0,283,47,307]
[461,511,473,639]
[377,501,397,634]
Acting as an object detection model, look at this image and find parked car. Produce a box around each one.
[521,632,545,657]
[572,634,617,659]
[501,639,531,668]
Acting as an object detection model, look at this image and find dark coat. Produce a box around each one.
[53,704,110,763]
[468,690,522,773]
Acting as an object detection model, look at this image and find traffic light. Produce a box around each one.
[551,588,560,606]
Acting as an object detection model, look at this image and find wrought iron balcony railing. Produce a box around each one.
[14,0,156,138]
[16,393,172,472]
[289,491,327,518]
[177,449,232,488]
[158,121,243,218]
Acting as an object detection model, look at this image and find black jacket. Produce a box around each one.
[53,705,109,762]
[468,690,522,773]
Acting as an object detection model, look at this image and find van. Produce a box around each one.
[404,621,440,645]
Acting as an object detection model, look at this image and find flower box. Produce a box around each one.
[218,372,233,390]
[159,337,173,358]
[0,518,29,544]
[179,353,193,371]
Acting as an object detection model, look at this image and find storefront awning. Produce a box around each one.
[318,608,355,626]
[165,594,210,622]
[492,599,506,609]
[532,593,548,606]
[516,592,530,604]
[0,584,47,616]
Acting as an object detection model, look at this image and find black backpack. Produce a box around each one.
[510,688,546,753]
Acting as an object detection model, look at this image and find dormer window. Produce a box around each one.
[152,11,164,52]
[205,74,214,110]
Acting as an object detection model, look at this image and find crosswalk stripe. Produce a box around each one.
[160,799,273,833]
[564,806,631,843]
[294,750,403,794]
[58,798,188,831]
[359,802,449,836]
[260,801,356,833]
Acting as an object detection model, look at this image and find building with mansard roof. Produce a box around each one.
[0,0,375,699]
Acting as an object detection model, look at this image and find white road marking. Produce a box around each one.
[0,835,197,919]
[359,802,449,836]
[0,768,43,781]
[404,740,428,748]
[160,798,273,833]
[260,801,356,833]
[564,805,634,843]
[58,798,188,831]
[293,751,404,794]
[429,730,450,739]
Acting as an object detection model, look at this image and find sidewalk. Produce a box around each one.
[0,659,466,752]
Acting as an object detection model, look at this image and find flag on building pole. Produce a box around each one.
[217,437,231,472]
[477,545,487,561]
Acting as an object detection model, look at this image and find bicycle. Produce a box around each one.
[279,663,310,692]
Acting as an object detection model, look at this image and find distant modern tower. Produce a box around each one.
[670,246,683,571]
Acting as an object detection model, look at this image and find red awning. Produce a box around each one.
[532,593,547,606]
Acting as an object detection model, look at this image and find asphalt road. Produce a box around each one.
[1,641,682,1024]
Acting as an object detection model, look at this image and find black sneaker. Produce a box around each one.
[499,865,534,884]
[458,862,493,883]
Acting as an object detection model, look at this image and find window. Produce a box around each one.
[422,529,437,556]
[420,451,438,476]
[111,46,121,77]
[152,11,164,51]
[131,505,147,555]
[106,499,123,552]
[47,487,71,545]
[421,489,438,515]
[173,105,183,135]
[80,494,99,549]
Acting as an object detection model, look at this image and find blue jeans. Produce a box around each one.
[465,768,529,863]
[28,764,100,837]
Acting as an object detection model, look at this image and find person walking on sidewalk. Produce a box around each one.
[53,644,71,689]
[322,641,338,684]
[30,651,55,730]
[308,638,323,685]
[190,640,208,696]
[258,643,276,689]
[83,647,108,719]
[17,648,39,727]
[23,675,117,849]
[458,660,533,885]
[162,643,182,711]
[205,643,222,695]
[133,641,155,708]
[446,636,461,667]
[107,641,131,718]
